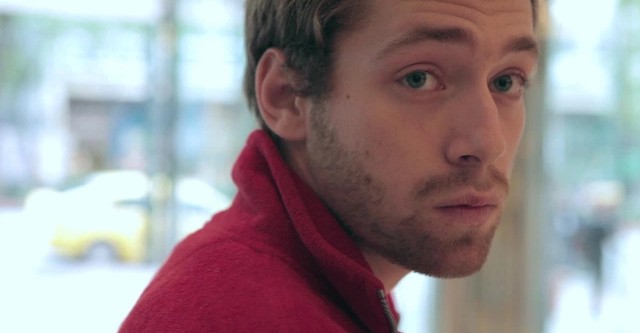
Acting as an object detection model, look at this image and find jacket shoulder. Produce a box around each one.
[120,234,365,332]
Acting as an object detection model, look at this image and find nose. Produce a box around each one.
[444,88,507,168]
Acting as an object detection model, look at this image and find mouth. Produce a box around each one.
[438,193,500,207]
[434,193,503,224]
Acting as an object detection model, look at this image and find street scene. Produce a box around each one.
[1,0,640,332]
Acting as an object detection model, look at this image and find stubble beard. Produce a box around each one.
[306,104,507,278]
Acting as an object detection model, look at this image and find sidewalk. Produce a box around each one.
[546,227,640,333]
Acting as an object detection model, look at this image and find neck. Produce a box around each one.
[362,251,410,292]
[277,137,411,291]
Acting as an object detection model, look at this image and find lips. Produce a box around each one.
[435,193,501,208]
[433,192,503,224]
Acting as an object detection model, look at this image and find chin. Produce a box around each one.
[410,239,494,279]
[433,261,487,279]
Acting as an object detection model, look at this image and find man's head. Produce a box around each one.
[246,0,539,280]
[244,0,538,133]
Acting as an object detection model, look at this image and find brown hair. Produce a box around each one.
[243,0,539,132]
[243,0,366,132]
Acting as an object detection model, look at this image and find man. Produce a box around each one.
[121,0,539,332]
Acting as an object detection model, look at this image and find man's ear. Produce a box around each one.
[255,48,311,141]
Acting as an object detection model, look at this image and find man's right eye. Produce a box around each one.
[401,70,440,91]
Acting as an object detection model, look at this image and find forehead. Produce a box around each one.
[349,0,536,51]
[366,0,535,23]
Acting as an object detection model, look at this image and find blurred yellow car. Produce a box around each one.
[23,170,230,263]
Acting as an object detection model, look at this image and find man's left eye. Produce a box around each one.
[490,73,527,96]
[492,75,514,92]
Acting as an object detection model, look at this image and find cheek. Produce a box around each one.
[330,104,403,186]
[329,96,398,154]
[326,92,444,200]
[353,118,432,204]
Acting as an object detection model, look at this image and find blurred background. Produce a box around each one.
[0,0,638,332]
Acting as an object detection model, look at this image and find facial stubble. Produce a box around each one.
[306,104,509,278]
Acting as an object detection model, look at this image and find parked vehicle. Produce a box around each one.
[23,170,230,263]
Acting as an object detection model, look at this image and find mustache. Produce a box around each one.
[412,166,510,198]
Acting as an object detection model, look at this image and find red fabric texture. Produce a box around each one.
[119,130,399,332]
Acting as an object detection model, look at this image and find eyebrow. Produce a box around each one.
[376,26,539,60]
[504,36,539,58]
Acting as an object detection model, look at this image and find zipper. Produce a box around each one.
[377,289,398,333]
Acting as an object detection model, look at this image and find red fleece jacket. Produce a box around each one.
[120,130,400,332]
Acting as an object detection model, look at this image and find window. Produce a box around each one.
[545,0,640,331]
[2,1,639,332]
[0,1,248,332]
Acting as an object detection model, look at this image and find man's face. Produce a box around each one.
[302,0,538,278]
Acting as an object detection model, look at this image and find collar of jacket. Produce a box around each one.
[231,130,399,333]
